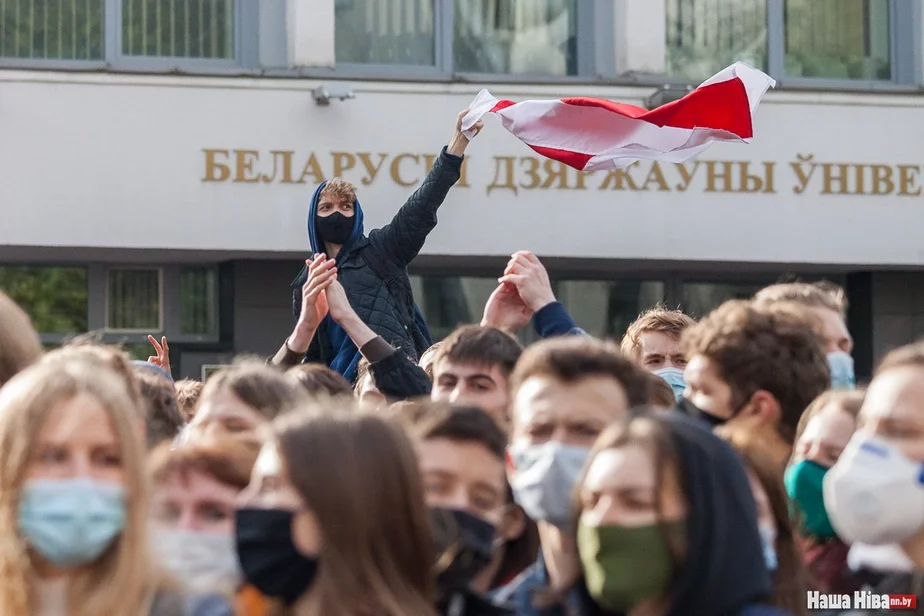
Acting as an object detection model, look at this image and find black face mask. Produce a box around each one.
[235,508,319,605]
[315,211,354,246]
[676,396,727,428]
[431,508,496,594]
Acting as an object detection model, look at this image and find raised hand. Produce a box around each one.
[481,282,533,334]
[147,335,172,378]
[297,254,337,333]
[447,108,483,157]
[325,279,354,324]
[498,251,556,312]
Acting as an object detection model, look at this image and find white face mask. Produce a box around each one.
[823,434,924,545]
[153,529,242,595]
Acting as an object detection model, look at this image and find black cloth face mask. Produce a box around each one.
[235,508,319,605]
[315,211,354,245]
[431,508,496,594]
[676,396,727,428]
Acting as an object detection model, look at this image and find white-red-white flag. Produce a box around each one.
[460,62,775,172]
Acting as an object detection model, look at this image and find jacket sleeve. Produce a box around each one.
[533,302,587,339]
[361,337,432,400]
[368,147,463,267]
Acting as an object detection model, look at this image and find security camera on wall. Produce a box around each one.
[312,83,356,106]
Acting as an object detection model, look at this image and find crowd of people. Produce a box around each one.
[2,116,923,616]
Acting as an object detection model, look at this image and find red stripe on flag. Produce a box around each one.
[527,145,593,171]
[561,78,753,137]
[490,100,517,113]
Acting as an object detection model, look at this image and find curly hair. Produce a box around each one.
[682,300,830,441]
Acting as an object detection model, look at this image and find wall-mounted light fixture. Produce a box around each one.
[312,83,356,106]
[644,84,694,110]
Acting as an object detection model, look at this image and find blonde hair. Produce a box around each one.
[0,291,43,388]
[620,306,696,361]
[754,282,848,319]
[0,361,158,616]
[319,178,357,204]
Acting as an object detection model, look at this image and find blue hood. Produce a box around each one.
[305,181,367,384]
[307,180,365,258]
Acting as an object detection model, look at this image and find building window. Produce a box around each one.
[453,0,577,76]
[180,267,218,336]
[784,0,890,80]
[1,0,239,64]
[0,0,105,60]
[0,266,88,334]
[106,268,163,332]
[122,0,235,59]
[334,0,435,65]
[679,282,766,319]
[665,0,900,83]
[665,0,767,79]
[334,0,583,76]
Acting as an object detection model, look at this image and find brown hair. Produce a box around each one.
[620,306,696,362]
[274,404,436,616]
[319,177,357,205]
[287,363,353,398]
[0,360,157,616]
[682,300,830,442]
[791,389,865,462]
[135,371,184,449]
[148,437,259,492]
[754,282,848,319]
[874,340,924,376]
[419,343,443,381]
[174,379,203,423]
[0,291,43,388]
[648,373,677,410]
[199,360,307,421]
[510,336,651,408]
[716,426,809,616]
[434,326,522,379]
[411,403,506,460]
[41,343,144,422]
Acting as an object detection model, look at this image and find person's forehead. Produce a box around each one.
[638,331,683,356]
[583,446,655,492]
[684,354,717,381]
[436,359,505,381]
[513,375,629,423]
[159,469,238,501]
[810,306,850,339]
[419,438,505,483]
[801,405,855,443]
[861,367,924,423]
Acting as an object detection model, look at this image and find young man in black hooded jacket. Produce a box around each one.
[272,110,482,383]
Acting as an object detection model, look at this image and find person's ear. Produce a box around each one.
[743,390,782,427]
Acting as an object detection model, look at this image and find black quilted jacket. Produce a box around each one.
[292,147,463,378]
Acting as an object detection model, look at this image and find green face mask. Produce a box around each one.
[577,520,683,613]
[784,459,836,539]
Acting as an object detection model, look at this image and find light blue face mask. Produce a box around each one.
[508,442,591,528]
[759,524,778,572]
[19,478,126,567]
[828,351,856,390]
[653,367,686,401]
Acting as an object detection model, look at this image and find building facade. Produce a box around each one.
[1,0,923,379]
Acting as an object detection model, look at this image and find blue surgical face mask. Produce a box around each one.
[508,442,590,528]
[19,478,126,567]
[828,351,855,390]
[653,367,686,401]
[759,524,778,572]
